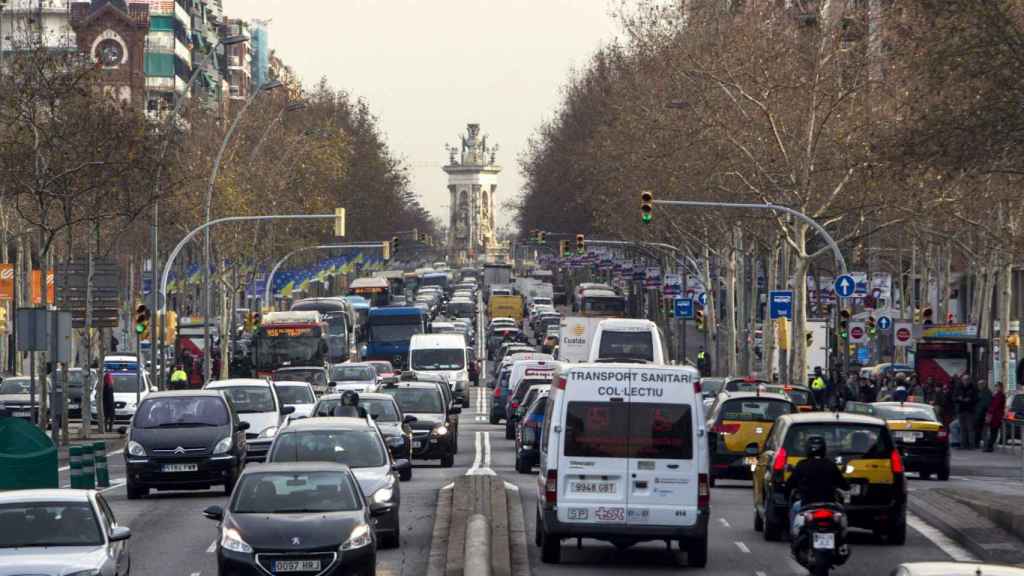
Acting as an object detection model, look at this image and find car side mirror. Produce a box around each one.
[109,526,131,541]
[203,505,224,521]
[280,405,296,415]
[386,437,404,449]
[745,443,760,457]
[449,406,462,415]
[403,415,418,424]
[237,421,251,432]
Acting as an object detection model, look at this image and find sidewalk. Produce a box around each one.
[50,424,126,467]
[909,447,1024,564]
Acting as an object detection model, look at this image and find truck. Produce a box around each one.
[489,294,525,323]
[482,263,513,302]
[362,306,427,370]
[557,316,604,363]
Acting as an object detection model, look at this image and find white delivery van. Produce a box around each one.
[587,318,669,364]
[558,316,604,363]
[536,363,708,566]
[408,333,470,406]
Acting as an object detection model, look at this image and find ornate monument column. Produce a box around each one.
[444,124,501,265]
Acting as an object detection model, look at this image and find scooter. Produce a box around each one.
[790,499,850,576]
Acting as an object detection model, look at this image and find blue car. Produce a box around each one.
[514,387,549,474]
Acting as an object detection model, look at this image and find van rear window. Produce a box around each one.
[563,401,693,460]
[597,331,653,362]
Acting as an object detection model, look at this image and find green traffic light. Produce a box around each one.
[136,323,145,334]
[641,212,652,223]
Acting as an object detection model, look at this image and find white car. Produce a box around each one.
[204,378,293,463]
[272,380,317,420]
[91,371,156,425]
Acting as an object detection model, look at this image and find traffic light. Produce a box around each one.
[135,305,150,338]
[1009,334,1020,350]
[640,191,654,224]
[164,310,178,345]
[867,316,877,337]
[695,308,705,331]
[922,307,934,326]
[392,236,400,254]
[0,307,7,337]
[575,234,585,254]
[538,231,546,243]
[559,240,570,257]
[839,309,850,340]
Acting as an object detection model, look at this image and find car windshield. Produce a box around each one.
[275,386,315,405]
[0,379,31,394]
[871,404,938,422]
[330,366,375,381]
[232,471,360,514]
[274,370,324,385]
[135,397,230,428]
[219,386,276,414]
[784,424,893,459]
[271,430,386,468]
[597,331,654,361]
[411,349,465,370]
[719,399,793,422]
[361,398,400,422]
[66,371,90,389]
[368,362,394,375]
[382,388,443,413]
[725,379,769,392]
[110,374,144,393]
[0,501,103,547]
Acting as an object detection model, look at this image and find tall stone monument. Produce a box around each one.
[444,124,500,264]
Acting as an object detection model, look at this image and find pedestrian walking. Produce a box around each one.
[974,380,992,449]
[101,372,115,433]
[954,375,978,450]
[985,382,1007,452]
[892,374,909,402]
[939,378,956,428]
[909,375,925,402]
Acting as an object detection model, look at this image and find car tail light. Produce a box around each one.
[494,387,502,398]
[712,422,741,435]
[891,448,905,474]
[698,473,710,510]
[511,402,519,410]
[936,427,948,442]
[693,380,702,394]
[772,448,788,473]
[557,377,567,390]
[545,470,558,506]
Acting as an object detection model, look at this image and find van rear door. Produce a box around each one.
[556,367,631,526]
[626,369,699,528]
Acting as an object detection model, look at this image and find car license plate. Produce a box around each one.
[273,560,321,572]
[412,441,422,449]
[899,431,922,443]
[12,411,30,418]
[813,532,835,549]
[69,403,80,409]
[569,480,617,495]
[162,463,198,473]
[743,457,758,466]
[849,483,862,496]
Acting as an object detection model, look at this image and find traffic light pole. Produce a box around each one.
[157,214,340,386]
[263,243,390,307]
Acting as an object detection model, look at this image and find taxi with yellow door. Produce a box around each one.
[706,391,795,486]
[751,412,907,544]
[867,402,950,481]
[765,384,815,412]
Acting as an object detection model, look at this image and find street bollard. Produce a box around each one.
[80,443,96,489]
[69,446,83,489]
[93,441,109,488]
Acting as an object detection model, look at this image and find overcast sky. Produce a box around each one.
[224,0,620,229]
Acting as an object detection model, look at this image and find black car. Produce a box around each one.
[66,368,97,419]
[515,392,548,474]
[204,462,376,576]
[378,381,458,468]
[399,370,460,450]
[125,390,248,499]
[310,393,416,481]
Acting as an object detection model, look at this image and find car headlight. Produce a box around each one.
[341,523,372,550]
[127,441,147,457]
[371,475,396,505]
[258,426,278,439]
[212,437,233,455]
[431,425,448,437]
[221,527,253,554]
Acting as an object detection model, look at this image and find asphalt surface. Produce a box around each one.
[60,304,981,576]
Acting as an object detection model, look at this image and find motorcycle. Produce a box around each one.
[790,497,850,576]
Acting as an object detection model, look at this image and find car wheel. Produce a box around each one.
[754,508,764,532]
[399,467,412,482]
[686,533,708,568]
[919,471,932,480]
[535,510,544,547]
[887,517,907,545]
[126,480,147,500]
[441,454,455,468]
[937,465,950,481]
[763,498,783,541]
[540,528,561,564]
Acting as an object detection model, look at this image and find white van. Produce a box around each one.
[587,318,669,364]
[408,334,470,406]
[535,363,708,566]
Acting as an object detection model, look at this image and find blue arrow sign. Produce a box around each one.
[769,290,793,320]
[698,292,707,307]
[877,316,893,332]
[834,274,857,298]
[674,297,694,319]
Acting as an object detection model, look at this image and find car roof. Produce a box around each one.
[275,366,325,372]
[0,489,93,504]
[719,391,792,403]
[206,379,273,389]
[356,392,397,403]
[778,412,887,427]
[380,381,443,391]
[272,380,313,388]
[281,416,373,432]
[146,390,225,399]
[332,362,374,369]
[411,334,466,347]
[872,401,932,409]
[241,461,354,475]
[597,318,655,330]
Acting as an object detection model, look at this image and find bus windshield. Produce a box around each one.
[254,331,325,372]
[582,296,625,317]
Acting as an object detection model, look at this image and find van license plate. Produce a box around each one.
[813,533,835,549]
[849,484,862,496]
[162,463,198,473]
[570,480,617,495]
[274,560,321,572]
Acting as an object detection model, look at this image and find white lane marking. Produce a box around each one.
[755,572,767,576]
[735,541,750,553]
[470,431,482,471]
[718,517,731,528]
[190,572,201,576]
[907,512,978,562]
[483,430,492,468]
[58,448,123,472]
[466,431,495,476]
[206,539,217,553]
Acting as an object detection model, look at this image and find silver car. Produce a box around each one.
[0,489,131,576]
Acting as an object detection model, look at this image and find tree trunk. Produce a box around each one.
[725,229,738,377]
[746,250,757,375]
[703,245,718,375]
[81,225,96,439]
[1001,258,1013,386]
[790,222,809,386]
[980,254,997,340]
[764,241,779,379]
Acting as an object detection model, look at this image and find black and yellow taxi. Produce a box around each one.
[706,391,795,485]
[751,412,907,544]
[869,402,950,481]
[765,384,815,412]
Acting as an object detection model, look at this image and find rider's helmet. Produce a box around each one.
[341,390,360,407]
[806,435,827,459]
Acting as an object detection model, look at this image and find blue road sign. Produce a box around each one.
[877,316,893,332]
[834,274,857,298]
[674,297,694,319]
[769,290,794,320]
[698,292,707,307]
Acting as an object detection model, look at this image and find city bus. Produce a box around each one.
[289,297,353,364]
[350,277,391,307]
[251,311,328,377]
[578,288,627,318]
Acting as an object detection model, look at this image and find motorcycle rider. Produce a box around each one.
[786,435,850,531]
[333,390,367,418]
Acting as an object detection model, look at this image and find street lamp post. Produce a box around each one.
[202,78,284,384]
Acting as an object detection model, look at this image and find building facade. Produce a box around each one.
[249,18,268,89]
[70,0,150,108]
[139,0,191,115]
[2,0,76,51]
[219,17,250,103]
[444,124,500,264]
